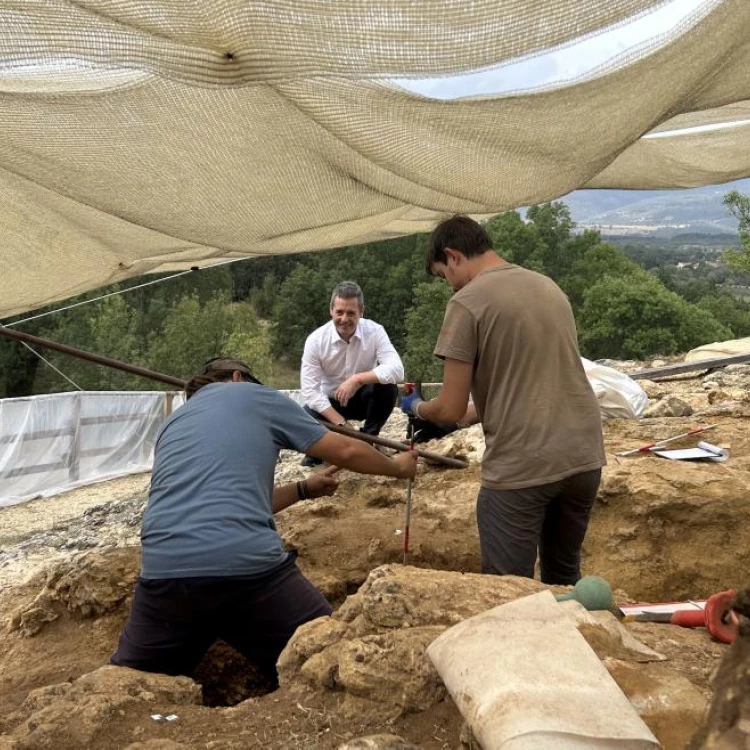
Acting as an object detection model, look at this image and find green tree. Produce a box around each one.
[223,303,274,383]
[559,243,643,312]
[485,211,545,271]
[271,266,330,363]
[723,190,750,272]
[578,275,730,360]
[696,293,750,337]
[147,293,232,381]
[402,281,452,381]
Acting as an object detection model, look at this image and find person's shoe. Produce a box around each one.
[300,455,323,467]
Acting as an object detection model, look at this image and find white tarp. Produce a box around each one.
[582,358,649,420]
[427,591,660,749]
[0,391,184,507]
[1,1,750,317]
[684,336,750,362]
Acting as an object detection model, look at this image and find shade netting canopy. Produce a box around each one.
[1,0,750,317]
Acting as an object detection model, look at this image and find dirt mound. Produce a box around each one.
[1,360,749,748]
[0,556,733,750]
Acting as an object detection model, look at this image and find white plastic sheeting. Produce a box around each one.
[582,358,649,420]
[0,391,184,508]
[427,591,660,750]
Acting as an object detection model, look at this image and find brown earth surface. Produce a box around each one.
[1,363,749,749]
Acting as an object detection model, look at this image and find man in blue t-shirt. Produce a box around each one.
[111,357,416,681]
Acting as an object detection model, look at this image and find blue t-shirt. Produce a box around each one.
[140,382,328,579]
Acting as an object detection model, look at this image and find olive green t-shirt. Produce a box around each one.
[434,264,606,490]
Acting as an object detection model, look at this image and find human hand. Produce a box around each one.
[400,391,423,417]
[334,376,362,407]
[304,465,341,499]
[392,450,418,480]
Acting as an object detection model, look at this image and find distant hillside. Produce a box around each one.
[560,178,750,236]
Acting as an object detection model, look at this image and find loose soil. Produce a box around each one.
[1,365,748,749]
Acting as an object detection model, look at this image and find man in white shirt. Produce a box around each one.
[300,281,404,466]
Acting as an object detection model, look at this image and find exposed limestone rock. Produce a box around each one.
[7,548,139,637]
[591,458,750,601]
[637,379,668,400]
[563,603,666,663]
[279,568,546,718]
[705,388,747,406]
[335,627,446,712]
[7,666,200,749]
[702,365,750,388]
[605,658,710,750]
[279,563,706,743]
[643,396,693,418]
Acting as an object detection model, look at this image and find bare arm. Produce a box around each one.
[320,405,348,424]
[305,432,416,479]
[417,358,473,424]
[272,466,341,513]
[458,402,479,427]
[333,370,380,407]
[272,483,302,514]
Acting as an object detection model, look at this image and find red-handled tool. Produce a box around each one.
[616,424,717,457]
[623,590,739,644]
[402,382,419,565]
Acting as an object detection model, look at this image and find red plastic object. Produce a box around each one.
[671,590,738,644]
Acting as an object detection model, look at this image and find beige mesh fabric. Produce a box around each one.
[1,0,750,317]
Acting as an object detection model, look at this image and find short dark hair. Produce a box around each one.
[330,280,364,310]
[426,215,493,273]
[184,356,261,399]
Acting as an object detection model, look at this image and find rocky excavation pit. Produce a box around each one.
[0,362,749,748]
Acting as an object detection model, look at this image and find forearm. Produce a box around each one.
[272,483,302,514]
[417,397,464,424]
[320,406,346,424]
[458,402,479,427]
[412,358,473,424]
[336,442,404,476]
[352,371,379,386]
[307,432,407,478]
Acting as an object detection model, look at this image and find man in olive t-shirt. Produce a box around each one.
[401,216,605,584]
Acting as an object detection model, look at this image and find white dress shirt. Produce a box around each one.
[301,319,404,414]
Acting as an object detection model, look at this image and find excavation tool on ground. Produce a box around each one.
[401,382,421,565]
[555,575,613,611]
[0,326,468,469]
[622,590,739,644]
[616,424,717,457]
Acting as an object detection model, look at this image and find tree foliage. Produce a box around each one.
[3,193,749,398]
[403,281,453,382]
[578,275,730,360]
[723,190,750,272]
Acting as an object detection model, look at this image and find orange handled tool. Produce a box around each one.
[623,590,739,644]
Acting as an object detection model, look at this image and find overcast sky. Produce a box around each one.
[393,0,710,100]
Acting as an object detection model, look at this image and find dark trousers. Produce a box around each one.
[110,559,332,680]
[476,469,602,585]
[305,382,398,436]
